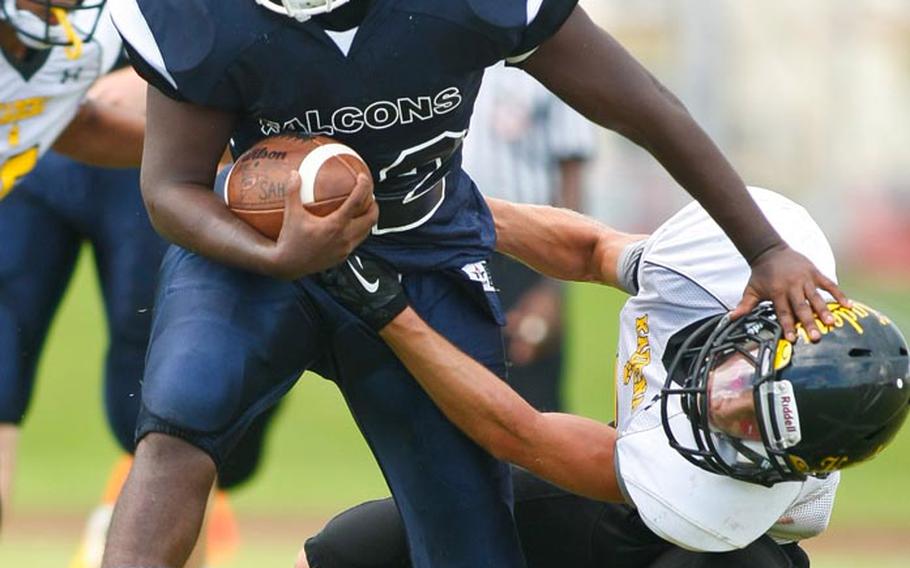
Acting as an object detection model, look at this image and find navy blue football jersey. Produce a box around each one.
[111,0,578,271]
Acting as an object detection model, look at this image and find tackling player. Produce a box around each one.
[307,187,910,568]
[107,2,847,567]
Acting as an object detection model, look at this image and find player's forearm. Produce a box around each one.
[141,181,280,276]
[52,99,145,168]
[381,308,543,462]
[616,104,782,264]
[380,308,622,502]
[488,197,642,287]
[524,8,783,264]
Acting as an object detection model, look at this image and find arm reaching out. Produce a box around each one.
[383,308,622,502]
[487,197,646,288]
[319,256,623,502]
[519,6,850,341]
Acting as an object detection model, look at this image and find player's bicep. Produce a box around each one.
[142,86,237,196]
[521,412,622,502]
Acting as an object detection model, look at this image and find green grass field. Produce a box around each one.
[2,248,908,566]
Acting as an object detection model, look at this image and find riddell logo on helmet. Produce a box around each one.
[780,395,798,433]
[770,380,802,448]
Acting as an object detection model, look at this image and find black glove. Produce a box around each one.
[319,253,409,331]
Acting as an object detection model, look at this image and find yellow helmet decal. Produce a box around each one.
[773,339,793,370]
[793,302,883,343]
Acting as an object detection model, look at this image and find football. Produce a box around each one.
[224,134,372,240]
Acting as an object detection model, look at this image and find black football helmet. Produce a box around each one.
[0,0,106,50]
[661,301,910,487]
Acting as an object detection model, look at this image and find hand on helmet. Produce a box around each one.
[318,253,408,331]
[730,243,851,343]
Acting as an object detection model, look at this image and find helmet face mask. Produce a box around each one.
[1,0,106,50]
[253,0,351,22]
[662,302,910,487]
[663,308,798,486]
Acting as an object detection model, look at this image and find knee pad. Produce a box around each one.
[305,499,408,568]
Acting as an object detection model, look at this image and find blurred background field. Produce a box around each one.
[0,253,907,567]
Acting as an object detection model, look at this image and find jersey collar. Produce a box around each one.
[0,41,52,82]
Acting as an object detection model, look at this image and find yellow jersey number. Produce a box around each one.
[0,145,39,200]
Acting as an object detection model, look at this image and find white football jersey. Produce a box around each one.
[613,187,840,551]
[0,7,121,199]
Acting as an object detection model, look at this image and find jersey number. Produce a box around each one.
[373,130,467,234]
[1,146,39,200]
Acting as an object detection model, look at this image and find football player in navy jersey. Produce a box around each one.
[106,2,847,567]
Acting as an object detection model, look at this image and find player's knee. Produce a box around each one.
[142,349,246,433]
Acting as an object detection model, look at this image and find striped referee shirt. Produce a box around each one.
[463,63,596,206]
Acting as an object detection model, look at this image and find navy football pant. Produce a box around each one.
[0,152,164,452]
[305,467,811,568]
[138,247,525,568]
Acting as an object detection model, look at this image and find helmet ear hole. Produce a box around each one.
[900,347,908,356]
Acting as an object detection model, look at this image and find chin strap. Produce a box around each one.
[51,7,82,60]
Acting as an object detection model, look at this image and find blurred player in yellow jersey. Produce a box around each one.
[1,0,142,529]
[0,3,260,567]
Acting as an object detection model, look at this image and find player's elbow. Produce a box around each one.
[139,178,178,239]
[140,180,162,224]
[483,429,526,464]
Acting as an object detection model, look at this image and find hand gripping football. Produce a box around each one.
[224,134,372,240]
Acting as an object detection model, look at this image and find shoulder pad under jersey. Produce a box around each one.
[397,0,578,64]
[110,0,278,110]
